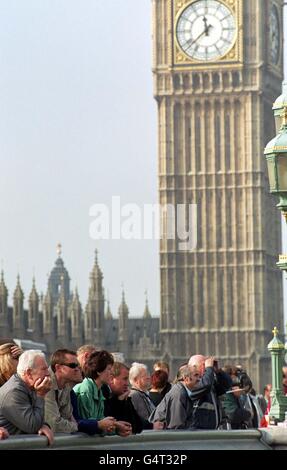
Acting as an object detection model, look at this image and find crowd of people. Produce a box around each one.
[0,340,278,444]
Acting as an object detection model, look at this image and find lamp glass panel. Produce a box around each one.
[275,113,282,134]
[267,159,277,190]
[277,154,287,191]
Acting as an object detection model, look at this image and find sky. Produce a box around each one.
[0,0,158,318]
[0,1,286,323]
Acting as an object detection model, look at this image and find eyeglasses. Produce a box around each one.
[61,362,80,369]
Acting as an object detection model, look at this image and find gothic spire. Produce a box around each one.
[14,274,24,301]
[105,291,113,319]
[72,286,81,306]
[118,286,129,317]
[29,277,39,304]
[143,289,151,319]
[0,270,8,298]
[90,248,103,280]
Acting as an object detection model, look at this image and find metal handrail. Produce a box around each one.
[0,429,270,450]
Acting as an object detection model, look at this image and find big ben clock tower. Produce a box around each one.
[152,0,284,389]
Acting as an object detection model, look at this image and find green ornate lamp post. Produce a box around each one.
[273,81,287,134]
[264,81,287,421]
[267,327,287,421]
[264,107,287,218]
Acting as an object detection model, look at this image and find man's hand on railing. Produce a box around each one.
[38,424,54,446]
[115,421,132,437]
[153,420,165,430]
[98,417,116,433]
[0,427,9,440]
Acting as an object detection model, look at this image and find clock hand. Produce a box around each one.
[188,29,206,47]
[205,23,213,36]
[203,16,213,36]
[187,19,213,48]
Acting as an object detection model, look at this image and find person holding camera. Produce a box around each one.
[221,365,252,429]
[186,355,232,430]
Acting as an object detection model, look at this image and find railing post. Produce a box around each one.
[267,327,287,421]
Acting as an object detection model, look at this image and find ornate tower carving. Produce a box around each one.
[84,250,105,347]
[143,290,152,319]
[69,287,83,349]
[56,276,68,346]
[118,289,129,357]
[152,0,284,389]
[105,301,113,320]
[42,284,54,346]
[13,275,25,338]
[0,271,9,335]
[28,277,40,339]
[48,244,70,305]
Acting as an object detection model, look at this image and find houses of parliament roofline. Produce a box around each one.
[0,246,160,365]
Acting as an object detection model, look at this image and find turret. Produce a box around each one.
[0,270,9,334]
[118,288,129,356]
[13,275,25,337]
[56,275,68,346]
[84,250,105,346]
[28,277,40,339]
[69,287,82,348]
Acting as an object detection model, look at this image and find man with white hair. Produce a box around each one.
[129,362,155,429]
[0,350,53,445]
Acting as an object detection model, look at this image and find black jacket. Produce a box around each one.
[104,394,143,434]
[189,367,232,430]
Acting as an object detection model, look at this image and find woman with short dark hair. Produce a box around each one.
[74,350,114,422]
[149,370,169,406]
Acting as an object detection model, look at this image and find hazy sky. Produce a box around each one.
[0,1,286,322]
[0,0,158,318]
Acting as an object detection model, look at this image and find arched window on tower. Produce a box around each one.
[228,272,234,327]
[185,103,192,173]
[195,103,201,172]
[223,72,229,88]
[217,274,224,327]
[205,102,211,172]
[226,194,233,248]
[203,73,210,89]
[174,103,182,173]
[235,100,242,171]
[193,74,200,90]
[232,71,240,88]
[183,74,190,89]
[196,194,202,249]
[224,101,231,171]
[198,272,204,328]
[216,192,222,248]
[215,102,221,172]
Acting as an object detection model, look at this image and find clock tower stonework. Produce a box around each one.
[152,0,284,389]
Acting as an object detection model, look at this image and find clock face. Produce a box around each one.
[270,4,280,65]
[176,0,237,62]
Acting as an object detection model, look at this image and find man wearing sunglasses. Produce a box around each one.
[44,349,82,433]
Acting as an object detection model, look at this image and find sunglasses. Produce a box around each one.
[61,362,80,369]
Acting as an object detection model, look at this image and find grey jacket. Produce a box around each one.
[0,374,45,434]
[129,388,155,428]
[44,369,78,433]
[149,383,194,429]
